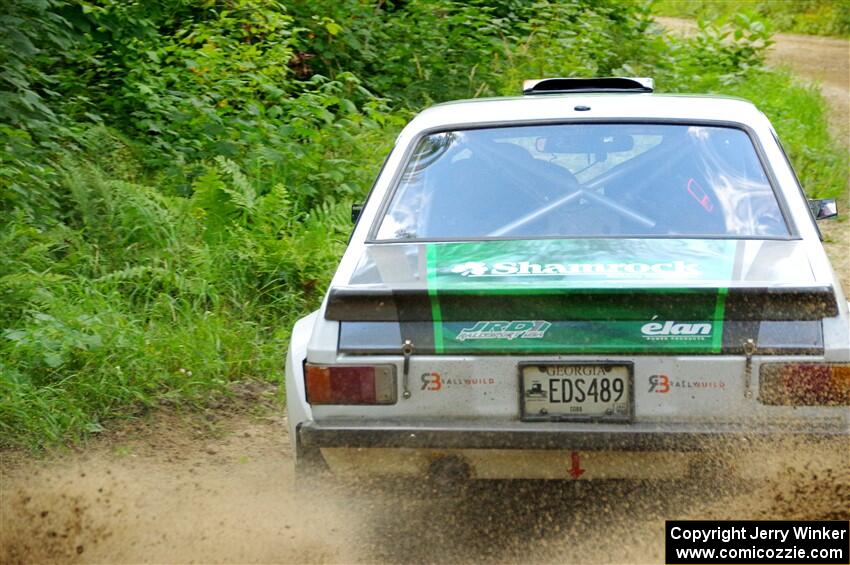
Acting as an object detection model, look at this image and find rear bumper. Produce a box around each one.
[299,419,849,451]
[299,420,848,480]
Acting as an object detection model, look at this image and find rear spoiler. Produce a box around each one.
[326,285,839,322]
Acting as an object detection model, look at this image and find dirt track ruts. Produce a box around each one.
[2,383,848,564]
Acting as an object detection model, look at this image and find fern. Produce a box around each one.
[257,182,293,236]
[214,156,257,215]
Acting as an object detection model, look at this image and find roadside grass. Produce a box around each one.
[0,138,381,448]
[0,283,292,445]
[654,0,850,38]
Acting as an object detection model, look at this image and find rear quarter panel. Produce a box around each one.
[284,311,318,446]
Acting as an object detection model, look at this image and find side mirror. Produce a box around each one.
[351,203,364,223]
[808,198,838,220]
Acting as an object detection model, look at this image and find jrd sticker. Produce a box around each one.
[456,320,550,341]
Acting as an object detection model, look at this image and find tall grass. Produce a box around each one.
[1,124,393,447]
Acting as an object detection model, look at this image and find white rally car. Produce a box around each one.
[285,77,849,482]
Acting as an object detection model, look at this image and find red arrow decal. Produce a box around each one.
[569,451,585,480]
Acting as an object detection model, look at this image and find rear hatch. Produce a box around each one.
[330,239,834,356]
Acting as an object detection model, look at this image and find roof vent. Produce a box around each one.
[523,77,654,95]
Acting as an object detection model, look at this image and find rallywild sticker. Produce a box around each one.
[640,316,713,342]
[420,372,497,391]
[450,260,700,278]
[648,374,727,393]
[456,320,551,342]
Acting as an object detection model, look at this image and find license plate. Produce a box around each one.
[521,363,632,422]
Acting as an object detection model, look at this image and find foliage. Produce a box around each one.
[1,139,362,443]
[654,0,850,38]
[654,12,774,87]
[1,0,845,448]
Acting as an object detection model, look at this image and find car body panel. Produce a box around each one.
[284,92,850,479]
[313,444,847,480]
[284,311,317,441]
[304,354,848,423]
[328,238,835,357]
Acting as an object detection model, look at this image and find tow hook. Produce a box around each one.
[401,339,414,399]
[743,338,757,399]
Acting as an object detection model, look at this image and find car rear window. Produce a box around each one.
[374,123,789,240]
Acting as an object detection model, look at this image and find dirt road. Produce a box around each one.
[2,383,848,564]
[3,23,850,565]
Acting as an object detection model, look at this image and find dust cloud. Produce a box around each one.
[2,398,847,564]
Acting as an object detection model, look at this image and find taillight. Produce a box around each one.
[304,363,396,405]
[759,363,850,406]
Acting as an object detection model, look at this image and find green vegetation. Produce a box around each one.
[1,1,846,448]
[654,0,850,38]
